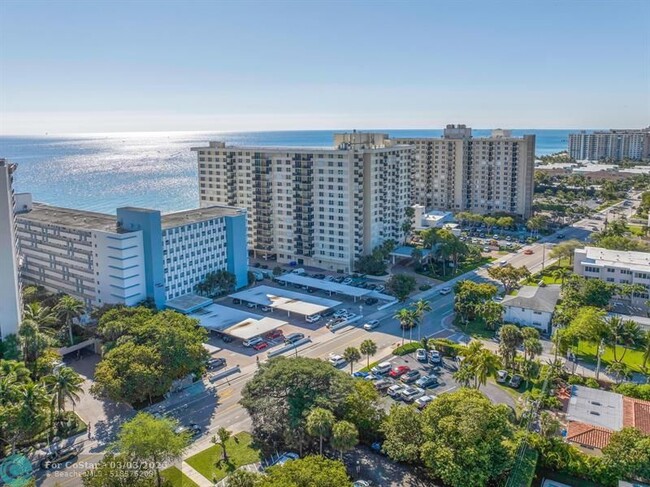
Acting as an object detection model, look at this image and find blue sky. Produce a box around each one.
[1,0,648,134]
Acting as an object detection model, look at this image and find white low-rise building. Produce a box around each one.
[502,285,561,334]
[411,204,454,231]
[573,246,650,307]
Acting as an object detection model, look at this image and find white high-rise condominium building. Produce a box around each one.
[395,125,536,218]
[194,133,413,272]
[569,128,650,162]
[0,159,23,339]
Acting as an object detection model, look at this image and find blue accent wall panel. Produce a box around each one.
[225,213,248,290]
[116,207,166,308]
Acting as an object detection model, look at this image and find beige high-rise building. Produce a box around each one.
[569,128,650,162]
[395,125,535,218]
[193,133,413,272]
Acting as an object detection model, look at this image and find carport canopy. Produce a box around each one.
[188,302,288,340]
[229,285,341,316]
[276,274,370,299]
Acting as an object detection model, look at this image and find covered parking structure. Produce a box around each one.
[275,274,395,303]
[229,285,341,317]
[188,303,288,340]
[389,246,433,264]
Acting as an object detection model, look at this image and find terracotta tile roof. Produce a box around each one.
[566,421,613,449]
[623,396,650,435]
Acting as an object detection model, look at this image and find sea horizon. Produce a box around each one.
[1,129,575,214]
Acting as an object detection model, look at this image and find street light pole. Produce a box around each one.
[595,338,605,380]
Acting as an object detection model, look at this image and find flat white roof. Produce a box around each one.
[276,274,370,298]
[579,246,650,270]
[566,385,623,431]
[229,285,341,316]
[189,303,287,340]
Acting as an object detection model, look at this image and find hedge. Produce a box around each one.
[392,338,464,357]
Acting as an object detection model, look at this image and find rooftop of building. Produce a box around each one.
[502,285,561,313]
[18,201,245,233]
[577,246,650,269]
[17,202,120,232]
[161,206,245,229]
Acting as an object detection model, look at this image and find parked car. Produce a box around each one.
[314,274,326,279]
[329,354,346,367]
[253,341,269,351]
[387,384,406,398]
[363,320,380,331]
[499,260,508,266]
[175,423,202,438]
[246,302,257,309]
[260,306,271,312]
[307,287,317,293]
[264,329,284,340]
[428,350,442,364]
[305,314,321,323]
[371,361,392,375]
[415,395,435,409]
[333,309,348,318]
[232,298,241,305]
[243,337,263,347]
[364,297,378,305]
[206,357,226,370]
[509,374,523,388]
[326,317,344,329]
[376,285,385,292]
[273,452,299,467]
[373,379,392,391]
[352,371,369,378]
[389,365,410,378]
[40,446,81,469]
[342,278,353,285]
[324,276,334,281]
[322,309,335,318]
[415,375,439,388]
[496,370,508,383]
[284,333,305,344]
[353,481,370,487]
[416,348,427,361]
[400,370,421,384]
[439,287,451,295]
[400,386,425,403]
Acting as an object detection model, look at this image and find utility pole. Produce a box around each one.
[541,243,546,271]
[595,338,605,380]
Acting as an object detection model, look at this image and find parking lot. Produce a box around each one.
[351,350,516,410]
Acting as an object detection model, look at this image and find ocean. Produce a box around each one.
[0,129,572,214]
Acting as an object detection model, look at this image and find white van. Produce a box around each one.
[305,314,321,323]
[370,361,392,375]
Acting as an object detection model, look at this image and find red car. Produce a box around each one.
[523,249,534,255]
[388,365,410,378]
[264,329,284,340]
[253,341,269,351]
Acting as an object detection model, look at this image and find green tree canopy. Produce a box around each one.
[260,456,351,487]
[601,428,650,483]
[240,357,354,454]
[386,274,417,301]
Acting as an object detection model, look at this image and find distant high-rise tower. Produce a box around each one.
[0,159,23,339]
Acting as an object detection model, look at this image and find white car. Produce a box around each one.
[415,395,435,409]
[363,320,380,331]
[324,276,334,281]
[439,287,451,295]
[246,302,257,309]
[416,348,427,361]
[371,361,392,375]
[400,386,425,403]
[387,384,406,398]
[342,278,353,285]
[376,285,385,292]
[305,314,321,323]
[496,370,508,383]
[333,309,348,318]
[243,337,263,347]
[329,354,346,367]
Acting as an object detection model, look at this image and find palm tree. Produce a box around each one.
[55,296,85,346]
[452,364,474,388]
[213,427,232,462]
[477,301,503,331]
[551,268,571,288]
[359,340,377,369]
[412,299,432,341]
[642,330,650,376]
[306,407,335,455]
[472,349,500,390]
[604,316,644,362]
[606,362,631,384]
[43,366,84,416]
[343,347,361,374]
[394,308,417,346]
[19,304,57,368]
[331,421,358,460]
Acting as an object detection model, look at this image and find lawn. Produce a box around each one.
[459,318,497,340]
[185,432,261,483]
[360,360,380,372]
[629,224,646,237]
[574,340,647,373]
[524,263,572,287]
[418,257,495,282]
[161,466,199,487]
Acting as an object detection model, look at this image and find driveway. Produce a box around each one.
[344,446,435,487]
